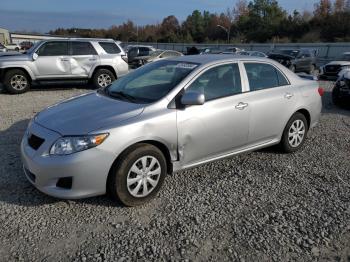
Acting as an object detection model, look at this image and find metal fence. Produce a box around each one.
[126,42,350,65]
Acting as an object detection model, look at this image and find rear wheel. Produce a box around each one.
[108,144,167,206]
[280,112,308,153]
[3,69,31,94]
[92,69,115,89]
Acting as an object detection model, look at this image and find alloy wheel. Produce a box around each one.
[97,74,112,87]
[127,156,161,198]
[288,119,305,148]
[10,75,28,90]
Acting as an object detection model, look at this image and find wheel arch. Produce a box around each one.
[295,108,311,130]
[106,140,173,193]
[1,66,34,82]
[91,65,117,79]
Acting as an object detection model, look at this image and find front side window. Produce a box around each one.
[186,63,242,101]
[37,42,68,56]
[105,60,199,103]
[71,42,97,55]
[244,63,289,91]
[99,42,121,54]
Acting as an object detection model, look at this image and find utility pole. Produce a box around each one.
[217,24,230,44]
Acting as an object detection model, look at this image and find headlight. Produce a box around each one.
[50,133,109,155]
[341,65,350,70]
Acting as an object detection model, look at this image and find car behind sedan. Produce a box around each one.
[21,55,323,206]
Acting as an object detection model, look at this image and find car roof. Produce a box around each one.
[166,54,270,65]
[41,38,117,43]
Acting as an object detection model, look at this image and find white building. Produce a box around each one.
[0,28,11,45]
[10,32,62,44]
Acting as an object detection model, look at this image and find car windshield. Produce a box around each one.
[341,54,350,61]
[280,50,300,57]
[150,50,163,57]
[105,60,199,104]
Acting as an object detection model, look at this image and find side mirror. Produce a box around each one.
[32,53,38,61]
[181,91,205,106]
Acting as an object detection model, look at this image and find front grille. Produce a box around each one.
[325,65,341,73]
[24,168,36,183]
[28,134,45,150]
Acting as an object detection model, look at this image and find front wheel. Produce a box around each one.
[3,69,31,94]
[108,144,167,206]
[92,69,115,89]
[280,113,308,153]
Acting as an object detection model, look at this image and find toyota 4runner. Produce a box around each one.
[0,38,128,94]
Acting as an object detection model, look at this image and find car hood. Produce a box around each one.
[326,61,350,66]
[35,92,145,135]
[0,52,31,61]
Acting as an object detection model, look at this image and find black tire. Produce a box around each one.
[280,112,308,153]
[92,68,115,89]
[332,87,341,105]
[15,47,19,52]
[3,69,31,94]
[108,143,167,207]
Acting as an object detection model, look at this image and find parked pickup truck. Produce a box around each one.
[0,38,128,94]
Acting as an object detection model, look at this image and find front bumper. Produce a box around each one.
[21,121,116,199]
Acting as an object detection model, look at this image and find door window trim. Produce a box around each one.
[36,41,69,56]
[183,62,245,102]
[242,61,291,93]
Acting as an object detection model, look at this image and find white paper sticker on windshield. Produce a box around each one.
[176,63,198,69]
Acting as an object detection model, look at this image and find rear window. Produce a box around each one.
[99,42,121,54]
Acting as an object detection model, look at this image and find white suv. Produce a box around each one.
[0,38,129,94]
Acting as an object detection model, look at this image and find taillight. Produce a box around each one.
[318,87,324,96]
[121,55,128,63]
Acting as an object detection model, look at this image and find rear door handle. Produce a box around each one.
[284,93,294,99]
[89,58,97,61]
[60,58,69,62]
[235,102,248,110]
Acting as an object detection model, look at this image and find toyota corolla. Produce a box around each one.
[21,55,323,206]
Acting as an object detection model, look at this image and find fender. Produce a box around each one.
[0,65,36,80]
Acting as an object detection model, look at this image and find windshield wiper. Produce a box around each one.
[109,91,138,102]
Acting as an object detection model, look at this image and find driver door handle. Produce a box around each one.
[284,93,294,99]
[235,102,248,110]
[60,58,69,62]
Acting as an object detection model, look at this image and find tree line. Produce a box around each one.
[50,0,350,43]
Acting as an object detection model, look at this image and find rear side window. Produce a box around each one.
[244,63,289,91]
[99,42,121,54]
[187,63,242,101]
[37,42,68,56]
[71,42,97,55]
[139,47,151,56]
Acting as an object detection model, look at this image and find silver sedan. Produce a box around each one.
[21,55,323,206]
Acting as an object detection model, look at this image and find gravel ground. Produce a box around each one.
[0,82,349,262]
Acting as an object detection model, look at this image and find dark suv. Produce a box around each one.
[268,49,317,74]
[127,45,156,67]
